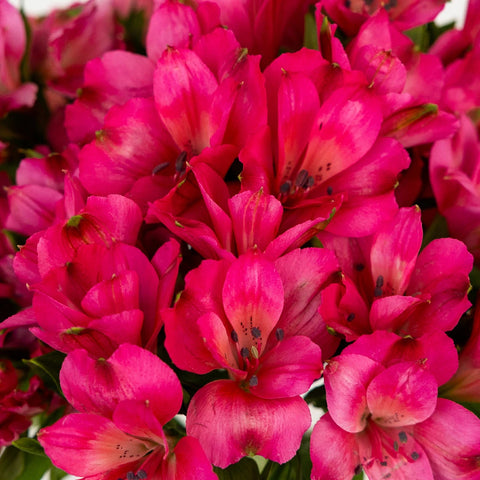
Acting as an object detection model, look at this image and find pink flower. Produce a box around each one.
[164,248,340,466]
[310,353,480,479]
[430,114,480,264]
[38,344,216,480]
[318,206,472,340]
[0,0,37,116]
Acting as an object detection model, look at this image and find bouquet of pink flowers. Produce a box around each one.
[1,0,480,478]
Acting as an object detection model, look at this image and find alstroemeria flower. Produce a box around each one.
[38,344,216,480]
[164,248,339,466]
[310,353,480,479]
[318,206,473,341]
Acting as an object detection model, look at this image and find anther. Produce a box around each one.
[295,169,309,188]
[152,162,170,175]
[411,451,419,461]
[231,330,239,343]
[398,431,407,444]
[241,347,250,358]
[137,470,148,479]
[346,313,355,322]
[175,151,187,173]
[250,345,259,359]
[327,186,333,195]
[275,328,284,341]
[249,375,258,387]
[251,327,261,339]
[280,181,291,194]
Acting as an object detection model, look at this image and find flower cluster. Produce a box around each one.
[1,0,480,479]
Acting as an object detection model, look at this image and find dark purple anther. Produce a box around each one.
[275,328,284,341]
[327,186,333,195]
[175,151,187,172]
[295,169,309,188]
[249,375,258,387]
[346,313,355,322]
[241,347,250,358]
[152,161,170,175]
[280,181,291,194]
[251,327,261,339]
[231,330,239,343]
[137,470,147,479]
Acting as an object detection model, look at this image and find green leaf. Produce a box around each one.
[214,457,261,480]
[304,8,319,51]
[11,453,52,480]
[23,351,66,395]
[421,213,449,250]
[12,437,46,457]
[0,447,25,480]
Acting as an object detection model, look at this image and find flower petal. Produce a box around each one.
[367,362,438,427]
[253,336,322,399]
[222,251,284,356]
[324,353,384,433]
[186,380,310,468]
[38,414,152,477]
[311,413,359,480]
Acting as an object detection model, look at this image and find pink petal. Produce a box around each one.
[146,1,201,62]
[311,413,359,480]
[80,270,140,316]
[324,353,384,433]
[38,413,153,477]
[367,362,438,428]
[196,311,244,377]
[186,380,310,468]
[78,97,178,196]
[153,47,218,153]
[414,399,480,480]
[113,399,167,445]
[60,344,182,424]
[369,295,427,333]
[344,330,459,386]
[301,86,382,185]
[228,189,282,255]
[276,70,320,189]
[272,247,341,356]
[370,206,423,297]
[405,238,473,335]
[253,336,322,399]
[164,259,230,374]
[159,436,217,480]
[222,251,284,356]
[360,425,434,480]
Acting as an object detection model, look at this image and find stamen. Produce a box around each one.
[251,327,261,339]
[241,347,250,358]
[327,186,333,195]
[175,151,187,173]
[398,431,407,444]
[231,330,239,343]
[249,375,258,387]
[137,470,148,479]
[346,313,355,322]
[374,275,384,297]
[152,162,170,175]
[411,451,419,461]
[280,181,291,194]
[295,169,309,188]
[275,328,284,341]
[250,345,259,359]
